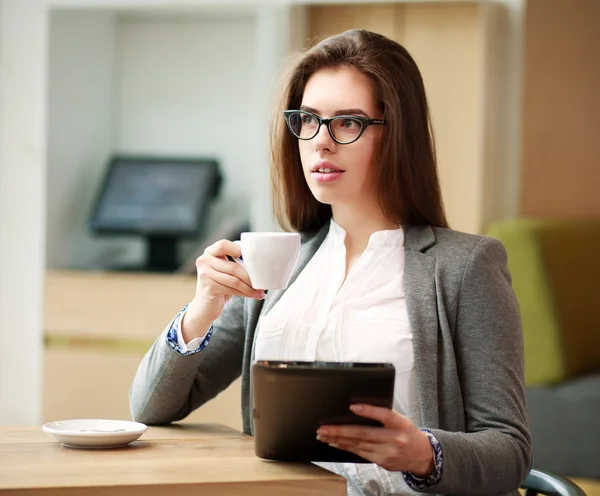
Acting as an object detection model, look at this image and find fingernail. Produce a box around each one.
[316,435,324,442]
[350,404,363,412]
[317,428,328,436]
[328,443,340,449]
[257,291,266,299]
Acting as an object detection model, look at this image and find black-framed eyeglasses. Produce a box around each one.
[283,110,385,145]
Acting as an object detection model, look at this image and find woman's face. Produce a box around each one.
[298,66,384,209]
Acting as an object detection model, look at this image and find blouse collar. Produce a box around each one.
[329,219,404,248]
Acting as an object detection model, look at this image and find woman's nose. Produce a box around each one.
[313,123,336,152]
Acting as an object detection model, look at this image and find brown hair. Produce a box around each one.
[270,29,448,233]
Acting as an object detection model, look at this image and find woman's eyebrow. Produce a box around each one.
[299,105,369,117]
[334,108,369,117]
[299,105,320,114]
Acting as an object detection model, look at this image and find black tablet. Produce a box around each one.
[251,360,395,463]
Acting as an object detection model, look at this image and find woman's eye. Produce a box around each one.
[302,115,315,125]
[342,118,360,129]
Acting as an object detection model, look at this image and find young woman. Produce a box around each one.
[130,29,531,495]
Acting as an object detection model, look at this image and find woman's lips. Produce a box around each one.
[311,162,345,183]
[312,169,345,183]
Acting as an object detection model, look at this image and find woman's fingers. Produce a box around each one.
[317,425,391,444]
[321,437,380,454]
[195,239,263,299]
[316,406,432,473]
[204,239,242,260]
[203,268,261,300]
[205,255,253,288]
[349,404,410,430]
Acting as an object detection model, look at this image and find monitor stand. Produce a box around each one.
[111,235,179,273]
[144,235,179,272]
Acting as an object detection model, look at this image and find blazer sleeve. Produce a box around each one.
[129,295,246,425]
[424,236,532,495]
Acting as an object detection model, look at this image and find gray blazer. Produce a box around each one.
[130,224,532,495]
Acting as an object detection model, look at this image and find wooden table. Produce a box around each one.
[0,423,346,495]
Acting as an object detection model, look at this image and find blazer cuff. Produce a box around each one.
[165,304,213,356]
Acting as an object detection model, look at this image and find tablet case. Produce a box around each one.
[251,360,395,463]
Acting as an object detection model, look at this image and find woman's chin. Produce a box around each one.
[308,183,357,208]
[310,189,337,206]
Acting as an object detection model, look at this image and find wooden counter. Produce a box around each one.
[43,270,242,429]
[45,269,196,341]
[0,423,346,495]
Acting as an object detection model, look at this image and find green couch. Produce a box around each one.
[487,219,600,480]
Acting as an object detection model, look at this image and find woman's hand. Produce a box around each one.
[182,240,265,342]
[316,404,435,476]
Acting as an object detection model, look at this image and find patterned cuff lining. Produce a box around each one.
[165,304,213,356]
[402,428,443,490]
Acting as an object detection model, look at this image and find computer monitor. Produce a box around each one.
[89,155,222,272]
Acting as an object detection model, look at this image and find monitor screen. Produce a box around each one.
[89,156,222,237]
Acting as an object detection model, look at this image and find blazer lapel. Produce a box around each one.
[404,225,440,428]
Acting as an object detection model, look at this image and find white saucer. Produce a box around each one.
[42,419,148,449]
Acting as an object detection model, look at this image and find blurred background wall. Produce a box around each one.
[520,0,600,219]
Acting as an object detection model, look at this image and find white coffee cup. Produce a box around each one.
[235,232,300,290]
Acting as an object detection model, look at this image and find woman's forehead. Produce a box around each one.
[301,66,378,116]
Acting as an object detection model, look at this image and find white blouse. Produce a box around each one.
[255,220,421,495]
